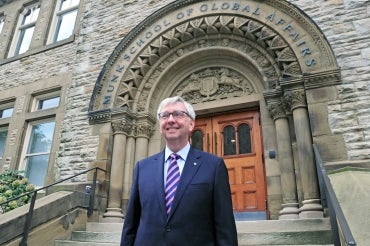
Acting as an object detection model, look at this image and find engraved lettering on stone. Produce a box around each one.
[91,6,325,117]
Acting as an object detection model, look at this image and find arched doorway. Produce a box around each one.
[88,0,341,221]
[192,110,267,220]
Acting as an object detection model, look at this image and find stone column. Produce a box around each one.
[134,123,154,163]
[268,101,299,219]
[122,126,136,213]
[285,90,323,218]
[103,120,129,222]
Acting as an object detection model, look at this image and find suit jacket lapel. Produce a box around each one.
[153,151,167,219]
[167,147,202,221]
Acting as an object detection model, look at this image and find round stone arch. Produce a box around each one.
[89,0,341,221]
[88,0,341,126]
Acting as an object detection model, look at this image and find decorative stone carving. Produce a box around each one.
[134,124,155,139]
[111,120,134,135]
[176,67,255,104]
[284,90,307,111]
[267,101,288,121]
[91,14,302,115]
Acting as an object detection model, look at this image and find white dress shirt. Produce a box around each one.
[163,143,191,186]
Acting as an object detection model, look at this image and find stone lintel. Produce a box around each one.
[303,68,342,90]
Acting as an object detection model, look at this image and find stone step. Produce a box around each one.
[55,219,333,245]
[72,231,120,243]
[55,241,119,246]
[86,222,123,233]
[237,219,333,245]
[54,222,123,245]
[238,231,333,245]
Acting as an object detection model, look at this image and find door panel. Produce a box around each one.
[192,110,266,215]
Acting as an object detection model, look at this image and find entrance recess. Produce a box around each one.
[191,110,267,220]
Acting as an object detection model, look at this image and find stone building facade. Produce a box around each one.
[0,0,369,221]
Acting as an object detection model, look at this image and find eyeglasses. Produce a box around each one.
[158,110,192,120]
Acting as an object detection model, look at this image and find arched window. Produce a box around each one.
[238,123,251,154]
[191,129,203,151]
[223,125,236,155]
[223,123,252,156]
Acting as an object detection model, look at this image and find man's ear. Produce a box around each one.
[189,119,195,132]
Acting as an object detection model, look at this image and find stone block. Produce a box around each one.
[307,103,331,136]
[329,168,370,246]
[306,86,338,104]
[313,135,347,162]
[266,175,282,196]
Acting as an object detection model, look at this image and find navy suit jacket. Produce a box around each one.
[120,147,238,246]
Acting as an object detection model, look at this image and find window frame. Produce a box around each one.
[47,0,80,44]
[8,3,41,57]
[31,90,61,112]
[0,16,5,35]
[0,108,14,119]
[19,118,56,187]
[0,100,15,119]
[0,127,9,163]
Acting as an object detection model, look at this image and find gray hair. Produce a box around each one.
[157,96,196,120]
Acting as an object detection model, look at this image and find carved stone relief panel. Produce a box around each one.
[175,67,255,105]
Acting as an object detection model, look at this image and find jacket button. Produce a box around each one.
[165,227,171,232]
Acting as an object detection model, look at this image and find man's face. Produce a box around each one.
[159,102,195,145]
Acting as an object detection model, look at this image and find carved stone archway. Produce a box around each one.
[88,0,341,221]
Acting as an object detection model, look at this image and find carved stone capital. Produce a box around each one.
[111,120,134,135]
[134,124,155,139]
[284,90,307,111]
[267,101,288,121]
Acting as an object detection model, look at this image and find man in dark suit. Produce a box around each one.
[120,96,238,246]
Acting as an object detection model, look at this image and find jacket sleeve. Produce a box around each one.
[120,162,141,246]
[213,158,238,246]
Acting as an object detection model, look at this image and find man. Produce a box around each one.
[120,96,238,246]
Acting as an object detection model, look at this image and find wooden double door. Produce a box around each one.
[191,110,267,215]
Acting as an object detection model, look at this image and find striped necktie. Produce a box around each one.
[165,153,180,215]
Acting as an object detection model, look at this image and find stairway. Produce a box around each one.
[54,219,334,245]
[55,222,122,246]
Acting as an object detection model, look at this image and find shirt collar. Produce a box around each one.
[165,142,191,161]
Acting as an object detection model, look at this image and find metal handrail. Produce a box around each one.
[313,144,356,246]
[0,167,106,246]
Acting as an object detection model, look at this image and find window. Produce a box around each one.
[23,120,55,187]
[48,0,80,43]
[0,128,8,162]
[191,130,204,151]
[37,96,60,110]
[238,123,251,154]
[222,123,252,156]
[32,91,60,111]
[0,107,13,119]
[223,125,236,155]
[0,17,4,34]
[0,101,14,119]
[19,90,61,186]
[9,4,40,56]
